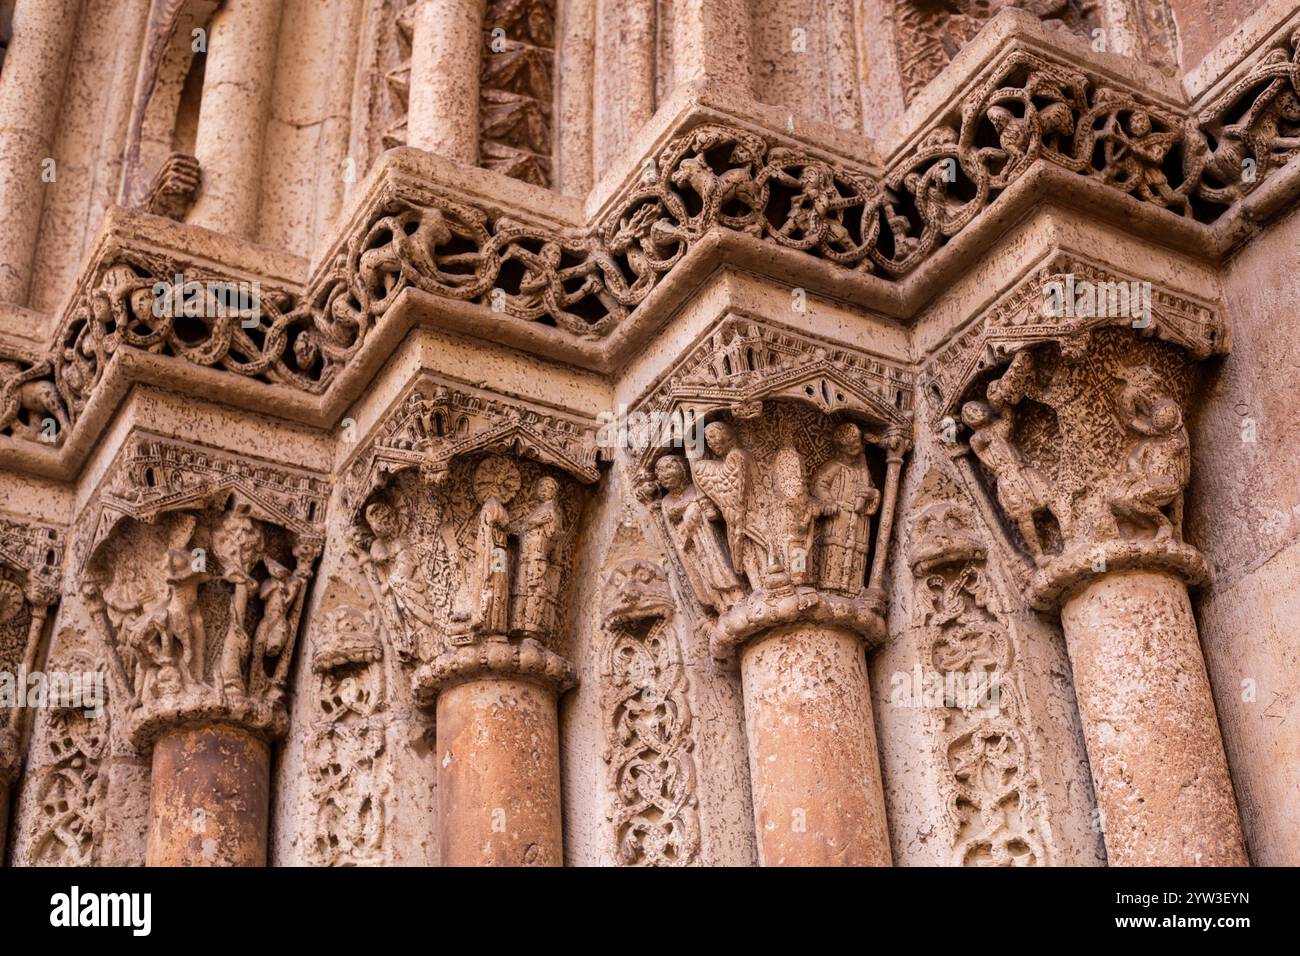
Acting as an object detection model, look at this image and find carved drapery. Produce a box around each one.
[600,557,700,867]
[908,467,1051,866]
[633,318,913,659]
[2,25,1295,448]
[73,434,328,749]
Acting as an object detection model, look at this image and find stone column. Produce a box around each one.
[434,672,565,866]
[671,0,751,93]
[145,723,271,866]
[407,0,483,163]
[0,0,81,304]
[1,584,56,864]
[1059,567,1245,865]
[417,641,576,867]
[186,0,284,238]
[741,623,890,866]
[935,280,1246,866]
[636,342,916,865]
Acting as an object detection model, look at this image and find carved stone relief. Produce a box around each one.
[341,375,604,703]
[74,434,328,749]
[600,557,701,866]
[921,255,1229,607]
[632,318,913,660]
[908,466,1051,866]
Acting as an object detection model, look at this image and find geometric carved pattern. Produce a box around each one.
[479,0,555,187]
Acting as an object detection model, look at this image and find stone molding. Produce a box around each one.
[1,21,1296,465]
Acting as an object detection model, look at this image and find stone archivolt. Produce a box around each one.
[74,434,328,749]
[3,24,1297,451]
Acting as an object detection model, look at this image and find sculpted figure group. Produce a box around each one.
[960,347,1192,565]
[653,418,882,613]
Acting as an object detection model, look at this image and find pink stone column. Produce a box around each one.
[740,623,892,866]
[1059,569,1247,866]
[0,0,81,304]
[186,0,284,238]
[407,0,483,163]
[145,723,272,867]
[436,676,564,866]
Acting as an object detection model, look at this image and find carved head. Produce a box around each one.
[833,421,863,455]
[703,421,736,456]
[535,475,560,501]
[311,604,383,674]
[1150,397,1182,434]
[654,455,688,492]
[961,400,993,430]
[364,501,398,538]
[601,558,674,629]
[910,500,986,573]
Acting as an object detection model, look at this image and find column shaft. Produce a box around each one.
[0,0,81,304]
[186,0,284,238]
[407,0,483,163]
[436,676,563,866]
[741,623,891,866]
[1060,569,1247,865]
[146,723,271,866]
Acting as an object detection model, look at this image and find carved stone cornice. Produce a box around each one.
[921,263,1230,609]
[1,22,1296,458]
[76,433,328,749]
[632,318,913,660]
[343,375,603,700]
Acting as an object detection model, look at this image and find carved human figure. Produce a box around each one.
[153,547,208,686]
[465,456,520,637]
[511,475,564,638]
[655,454,743,613]
[811,422,880,594]
[241,558,308,697]
[962,400,1056,565]
[775,446,819,586]
[359,501,434,658]
[690,421,770,587]
[1106,384,1190,541]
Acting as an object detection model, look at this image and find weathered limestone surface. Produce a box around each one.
[1,0,1296,868]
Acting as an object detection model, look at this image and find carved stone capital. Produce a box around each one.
[77,433,328,750]
[345,376,602,703]
[923,258,1230,609]
[634,318,913,659]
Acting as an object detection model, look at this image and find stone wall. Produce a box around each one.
[0,0,1296,866]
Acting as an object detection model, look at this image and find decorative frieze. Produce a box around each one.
[1,26,1296,449]
[479,0,555,186]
